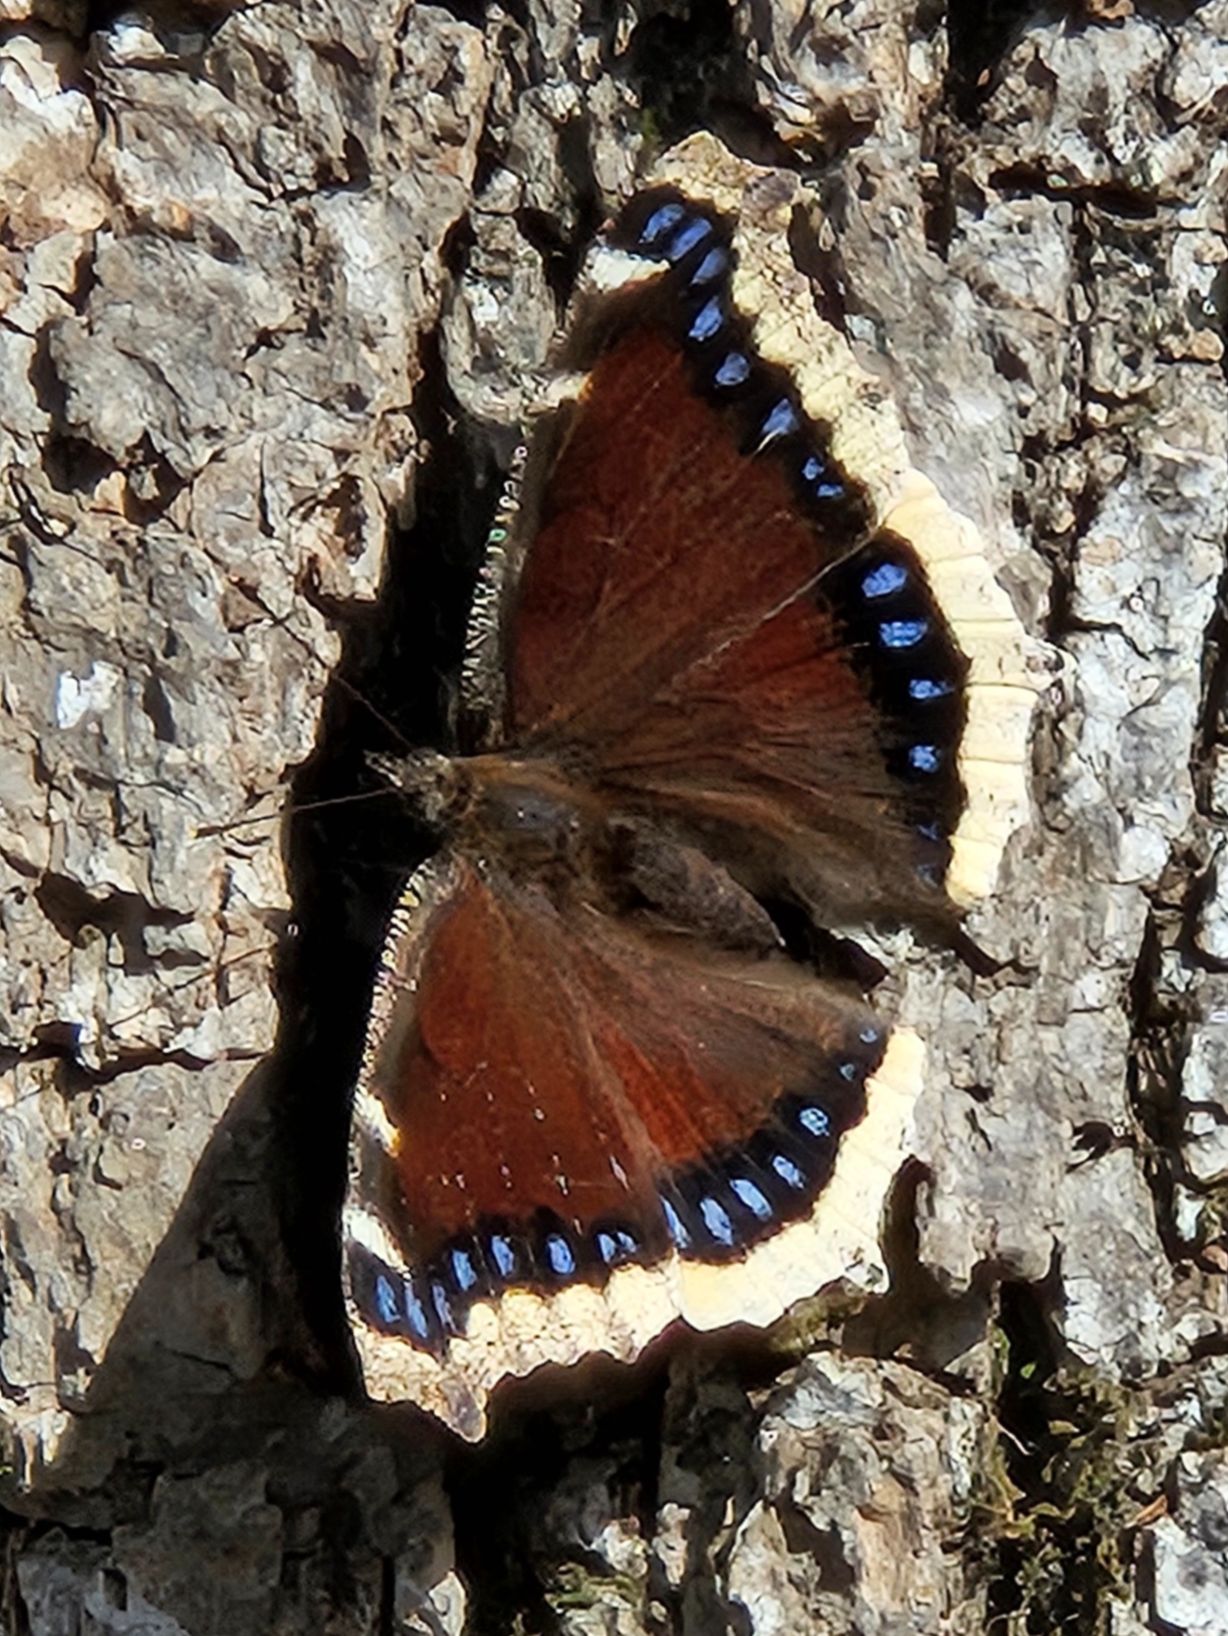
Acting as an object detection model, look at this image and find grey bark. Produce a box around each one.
[1,1,1226,1633]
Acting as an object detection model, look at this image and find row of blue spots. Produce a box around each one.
[856,555,958,805]
[638,202,718,268]
[860,557,955,699]
[802,451,845,504]
[872,616,947,774]
[656,1085,850,1253]
[636,205,852,511]
[486,1222,629,1284]
[367,1214,651,1341]
[863,560,927,651]
[671,272,751,399]
[633,201,860,521]
[633,208,803,463]
[756,1100,838,1199]
[372,1267,439,1344]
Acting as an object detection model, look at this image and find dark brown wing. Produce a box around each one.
[343,855,921,1440]
[501,196,969,920]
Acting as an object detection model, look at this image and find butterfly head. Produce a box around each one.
[369,749,470,833]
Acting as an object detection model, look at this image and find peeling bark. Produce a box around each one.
[2,1,1227,1632]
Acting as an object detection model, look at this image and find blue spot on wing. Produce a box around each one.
[639,203,684,249]
[798,1104,832,1137]
[430,1279,454,1332]
[862,561,908,599]
[667,217,712,261]
[690,246,728,286]
[545,1234,576,1277]
[761,398,799,442]
[880,618,929,649]
[450,1247,478,1292]
[405,1282,433,1342]
[374,1273,400,1327]
[909,676,955,700]
[771,1152,806,1190]
[594,1226,640,1266]
[489,1234,516,1278]
[802,452,844,501]
[715,351,750,387]
[689,296,724,342]
[909,744,942,774]
[660,1194,691,1249]
[730,1176,773,1221]
[699,1196,735,1245]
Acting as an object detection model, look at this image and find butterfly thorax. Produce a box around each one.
[379,747,611,896]
[382,750,791,952]
[455,752,611,888]
[462,754,782,953]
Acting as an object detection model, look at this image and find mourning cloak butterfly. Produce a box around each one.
[341,138,1041,1441]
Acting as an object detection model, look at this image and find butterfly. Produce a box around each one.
[340,142,1040,1442]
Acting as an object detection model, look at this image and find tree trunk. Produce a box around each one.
[1,1,1226,1632]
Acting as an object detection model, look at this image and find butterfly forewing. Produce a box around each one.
[503,202,969,925]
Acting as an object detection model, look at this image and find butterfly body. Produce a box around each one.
[341,140,1042,1441]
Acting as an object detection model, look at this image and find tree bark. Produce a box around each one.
[1,1,1226,1632]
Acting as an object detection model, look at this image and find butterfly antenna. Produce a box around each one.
[194,785,401,839]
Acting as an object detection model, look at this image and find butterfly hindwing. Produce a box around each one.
[343,854,922,1440]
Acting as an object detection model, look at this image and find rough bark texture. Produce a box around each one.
[1,1,1226,1633]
